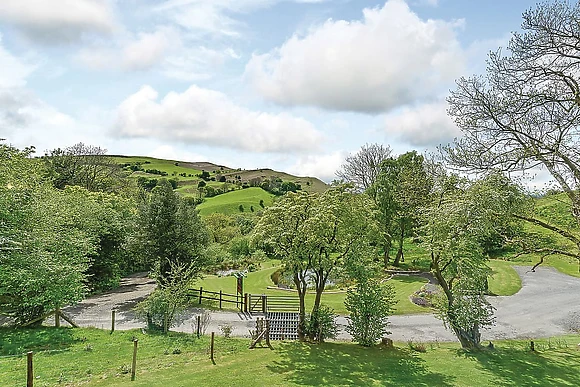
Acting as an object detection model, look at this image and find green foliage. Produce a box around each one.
[197,187,274,216]
[137,179,209,283]
[134,263,195,332]
[303,305,338,343]
[345,279,397,346]
[422,173,527,349]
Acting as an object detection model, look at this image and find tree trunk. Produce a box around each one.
[294,274,307,340]
[383,238,392,267]
[393,226,405,266]
[451,322,482,350]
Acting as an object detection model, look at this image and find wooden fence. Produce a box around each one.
[189,288,300,314]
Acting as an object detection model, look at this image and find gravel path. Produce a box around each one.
[59,266,580,343]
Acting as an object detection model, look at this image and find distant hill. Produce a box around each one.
[111,155,328,215]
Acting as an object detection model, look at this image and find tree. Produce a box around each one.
[138,179,209,284]
[43,142,124,192]
[370,151,433,266]
[336,143,392,191]
[421,173,526,349]
[0,144,96,323]
[253,185,377,340]
[345,279,396,346]
[445,0,580,262]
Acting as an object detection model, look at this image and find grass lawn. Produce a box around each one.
[2,327,580,386]
[197,187,275,216]
[193,263,428,315]
[487,260,521,296]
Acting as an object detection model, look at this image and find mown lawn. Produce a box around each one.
[487,260,521,296]
[193,263,429,315]
[2,327,580,387]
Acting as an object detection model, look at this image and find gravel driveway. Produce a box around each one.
[60,266,580,343]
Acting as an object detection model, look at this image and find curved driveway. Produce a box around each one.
[63,266,580,343]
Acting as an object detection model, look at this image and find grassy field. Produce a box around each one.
[487,260,521,296]
[194,263,430,315]
[2,327,580,386]
[197,187,276,216]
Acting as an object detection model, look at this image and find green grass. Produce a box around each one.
[112,156,204,181]
[487,260,521,296]
[193,263,428,315]
[2,327,580,386]
[197,187,275,216]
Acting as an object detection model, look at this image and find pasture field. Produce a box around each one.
[1,327,579,387]
[196,187,276,216]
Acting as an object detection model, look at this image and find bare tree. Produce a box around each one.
[444,0,580,262]
[43,142,124,192]
[336,143,392,191]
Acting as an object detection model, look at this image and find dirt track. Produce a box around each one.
[59,266,580,343]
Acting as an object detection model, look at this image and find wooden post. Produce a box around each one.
[265,319,273,350]
[27,351,33,387]
[196,315,201,338]
[199,287,203,305]
[219,290,222,309]
[131,339,138,381]
[244,293,248,313]
[530,341,535,352]
[55,307,60,328]
[262,295,266,314]
[210,332,216,365]
[111,310,116,333]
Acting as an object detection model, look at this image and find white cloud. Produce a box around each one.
[383,100,461,147]
[287,151,348,182]
[113,84,324,153]
[0,0,116,43]
[0,35,37,88]
[245,0,466,113]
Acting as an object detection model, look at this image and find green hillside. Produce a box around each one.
[197,187,275,216]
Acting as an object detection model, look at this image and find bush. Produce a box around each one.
[304,305,338,343]
[345,279,397,346]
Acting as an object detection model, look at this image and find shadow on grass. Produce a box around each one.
[0,327,77,356]
[463,347,580,387]
[268,342,455,386]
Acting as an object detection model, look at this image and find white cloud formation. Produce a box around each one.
[383,100,461,147]
[287,151,347,182]
[0,0,116,43]
[113,84,324,153]
[245,0,466,113]
[0,35,37,88]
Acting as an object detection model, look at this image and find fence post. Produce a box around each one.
[111,310,116,333]
[244,293,248,313]
[196,315,201,338]
[27,351,33,387]
[131,339,138,381]
[210,332,216,365]
[219,290,222,309]
[199,287,203,305]
[262,295,266,314]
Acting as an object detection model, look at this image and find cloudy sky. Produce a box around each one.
[0,0,540,182]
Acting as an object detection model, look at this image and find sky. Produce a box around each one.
[0,0,544,182]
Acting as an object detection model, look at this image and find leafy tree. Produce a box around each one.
[43,142,124,192]
[0,144,97,323]
[254,185,377,339]
[336,143,392,191]
[421,173,526,349]
[445,0,580,263]
[370,151,432,266]
[345,279,396,346]
[138,179,209,284]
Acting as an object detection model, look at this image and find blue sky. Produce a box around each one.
[0,0,542,181]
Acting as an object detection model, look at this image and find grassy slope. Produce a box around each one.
[2,327,580,387]
[196,187,276,216]
[193,264,428,315]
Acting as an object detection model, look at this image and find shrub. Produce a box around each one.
[219,324,233,338]
[345,279,397,346]
[304,305,338,343]
[238,204,244,212]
